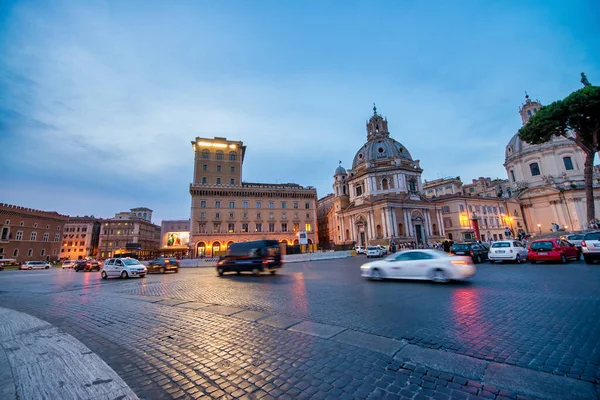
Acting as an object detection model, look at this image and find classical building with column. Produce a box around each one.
[505,94,600,232]
[321,106,445,247]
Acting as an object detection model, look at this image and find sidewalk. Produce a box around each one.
[0,307,137,400]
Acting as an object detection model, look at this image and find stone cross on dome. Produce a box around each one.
[373,103,378,116]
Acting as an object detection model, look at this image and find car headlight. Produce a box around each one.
[360,264,371,269]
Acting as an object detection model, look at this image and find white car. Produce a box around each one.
[101,258,147,279]
[581,231,600,264]
[561,234,583,249]
[356,246,366,255]
[377,245,389,255]
[361,249,475,283]
[366,246,383,258]
[20,261,51,270]
[488,240,529,263]
[62,260,76,269]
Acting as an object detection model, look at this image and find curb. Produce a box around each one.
[0,307,138,400]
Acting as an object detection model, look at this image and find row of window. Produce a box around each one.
[63,241,86,246]
[63,234,87,239]
[199,200,311,209]
[441,205,507,214]
[200,149,237,160]
[64,227,88,232]
[201,177,236,185]
[2,247,55,258]
[197,222,312,233]
[201,164,235,173]
[510,157,574,181]
[61,248,85,253]
[2,231,59,241]
[3,220,60,230]
[102,230,131,235]
[198,211,311,220]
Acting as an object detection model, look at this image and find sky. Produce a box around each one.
[1,0,599,223]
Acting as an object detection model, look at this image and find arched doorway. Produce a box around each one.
[293,239,299,245]
[345,229,350,241]
[280,239,288,245]
[212,241,221,257]
[307,239,313,244]
[382,178,389,190]
[197,242,206,257]
[226,241,234,250]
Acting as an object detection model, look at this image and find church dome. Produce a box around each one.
[334,165,347,175]
[352,137,413,169]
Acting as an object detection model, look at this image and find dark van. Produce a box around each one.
[216,240,282,276]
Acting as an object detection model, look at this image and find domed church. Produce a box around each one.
[326,105,445,246]
[504,94,600,231]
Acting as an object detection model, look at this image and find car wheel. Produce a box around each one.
[530,260,537,264]
[489,260,495,264]
[431,269,449,283]
[45,266,49,269]
[270,270,277,275]
[515,255,521,264]
[217,267,224,276]
[28,267,32,270]
[120,271,128,279]
[174,268,179,273]
[160,267,165,274]
[252,268,260,276]
[370,268,383,281]
[575,252,581,261]
[101,271,108,279]
[475,255,481,264]
[560,254,567,264]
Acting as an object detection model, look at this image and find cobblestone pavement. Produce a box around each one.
[0,257,598,399]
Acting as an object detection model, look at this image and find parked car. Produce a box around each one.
[450,243,488,263]
[356,246,366,255]
[147,257,180,274]
[20,261,51,270]
[560,234,584,249]
[216,240,282,276]
[360,249,475,283]
[377,245,389,256]
[581,231,600,264]
[101,258,147,279]
[528,238,580,264]
[366,246,383,258]
[488,240,529,263]
[61,260,76,269]
[0,258,18,270]
[74,260,101,272]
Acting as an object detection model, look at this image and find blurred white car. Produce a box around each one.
[61,260,76,269]
[20,261,51,270]
[366,246,383,258]
[356,246,365,254]
[488,240,529,263]
[361,249,475,283]
[101,257,147,279]
[377,245,389,255]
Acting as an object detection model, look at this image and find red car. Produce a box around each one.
[528,238,581,264]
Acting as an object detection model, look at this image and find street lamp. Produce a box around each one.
[537,223,541,234]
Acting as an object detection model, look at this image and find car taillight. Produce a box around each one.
[581,240,586,247]
[451,260,471,265]
[470,250,474,256]
[509,249,513,253]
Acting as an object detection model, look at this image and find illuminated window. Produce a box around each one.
[305,223,312,232]
[293,223,299,232]
[256,223,262,232]
[242,223,249,233]
[228,223,235,233]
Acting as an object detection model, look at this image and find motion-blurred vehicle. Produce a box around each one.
[528,238,580,264]
[450,242,488,263]
[216,240,282,276]
[62,260,76,269]
[20,261,51,270]
[356,246,365,254]
[74,259,101,272]
[360,249,475,283]
[366,246,383,258]
[147,257,180,274]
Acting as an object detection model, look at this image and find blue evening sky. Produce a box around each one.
[1,0,599,223]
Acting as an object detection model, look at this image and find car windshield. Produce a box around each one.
[492,242,511,248]
[531,241,554,251]
[123,259,141,265]
[567,235,583,240]
[452,244,471,250]
[583,233,600,241]
[367,246,378,250]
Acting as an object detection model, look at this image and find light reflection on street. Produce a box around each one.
[288,272,308,315]
[451,287,487,345]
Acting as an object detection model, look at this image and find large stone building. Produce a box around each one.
[190,137,318,257]
[61,216,101,260]
[462,177,511,198]
[505,94,600,232]
[423,177,463,198]
[159,219,190,257]
[322,106,445,247]
[317,194,335,247]
[0,203,68,262]
[97,208,160,259]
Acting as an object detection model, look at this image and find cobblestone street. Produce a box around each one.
[1,257,599,399]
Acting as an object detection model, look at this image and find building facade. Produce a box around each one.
[462,177,511,198]
[61,216,101,260]
[324,106,445,247]
[505,94,600,232]
[97,208,160,259]
[432,195,524,242]
[189,136,318,257]
[159,219,190,257]
[317,194,335,247]
[0,203,68,262]
[423,177,462,198]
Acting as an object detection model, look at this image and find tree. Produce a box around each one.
[519,81,600,228]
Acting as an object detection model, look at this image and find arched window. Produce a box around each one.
[510,170,516,182]
[216,150,224,160]
[563,156,574,171]
[356,186,362,196]
[41,249,46,256]
[201,149,210,159]
[13,249,18,257]
[196,242,206,257]
[408,180,416,192]
[527,110,532,117]
[229,151,237,161]
[533,108,538,114]
[529,162,540,176]
[382,178,389,190]
[27,248,33,257]
[398,223,404,236]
